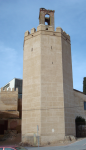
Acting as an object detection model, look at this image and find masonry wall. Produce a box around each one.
[8,119,21,133]
[0,88,18,111]
[74,90,86,119]
[61,29,75,136]
[0,88,19,119]
[22,25,69,145]
[22,28,41,143]
[40,26,65,144]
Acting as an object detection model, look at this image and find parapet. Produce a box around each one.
[31,28,36,34]
[0,87,18,92]
[24,30,30,37]
[56,27,70,40]
[24,25,70,41]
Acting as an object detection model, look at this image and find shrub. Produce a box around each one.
[75,116,85,125]
[83,77,86,95]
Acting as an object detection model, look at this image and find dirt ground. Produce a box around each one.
[0,134,84,147]
[0,133,21,146]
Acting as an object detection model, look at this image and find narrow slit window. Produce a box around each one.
[31,48,33,51]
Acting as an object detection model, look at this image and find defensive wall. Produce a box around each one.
[0,87,19,118]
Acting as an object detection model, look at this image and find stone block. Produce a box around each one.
[56,27,63,33]
[24,30,30,37]
[37,24,45,31]
[12,88,14,91]
[48,26,54,31]
[1,87,3,91]
[16,88,18,92]
[31,28,36,34]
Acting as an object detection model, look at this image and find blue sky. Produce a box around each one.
[0,0,86,92]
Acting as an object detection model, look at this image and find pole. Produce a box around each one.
[37,125,39,147]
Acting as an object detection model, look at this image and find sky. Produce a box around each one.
[0,0,86,92]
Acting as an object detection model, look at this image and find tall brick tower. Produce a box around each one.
[22,8,75,145]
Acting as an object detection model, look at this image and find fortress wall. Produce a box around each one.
[61,28,75,136]
[40,26,65,143]
[0,88,18,111]
[22,28,41,143]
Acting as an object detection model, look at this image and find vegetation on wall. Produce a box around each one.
[75,116,85,125]
[83,77,86,95]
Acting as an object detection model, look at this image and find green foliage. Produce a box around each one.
[83,77,86,95]
[75,116,85,124]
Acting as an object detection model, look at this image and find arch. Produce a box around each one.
[45,14,50,25]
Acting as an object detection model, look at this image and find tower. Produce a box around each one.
[39,8,55,29]
[22,8,75,145]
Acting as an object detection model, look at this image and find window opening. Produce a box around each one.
[84,101,86,110]
[45,14,50,25]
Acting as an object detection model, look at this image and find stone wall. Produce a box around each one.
[74,89,86,119]
[0,88,19,118]
[22,25,41,144]
[8,119,21,133]
[61,27,75,136]
[22,23,86,145]
[22,24,71,145]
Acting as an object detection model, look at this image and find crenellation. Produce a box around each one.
[8,88,11,91]
[56,27,70,40]
[62,31,70,40]
[24,30,30,37]
[37,24,45,31]
[4,87,7,91]
[12,88,14,91]
[24,25,70,42]
[1,87,3,92]
[56,27,63,33]
[0,87,18,92]
[48,26,54,31]
[16,88,18,92]
[31,28,36,34]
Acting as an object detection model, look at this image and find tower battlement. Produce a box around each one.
[0,87,18,92]
[24,25,70,41]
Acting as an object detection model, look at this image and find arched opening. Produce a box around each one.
[45,14,50,25]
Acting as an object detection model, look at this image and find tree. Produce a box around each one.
[83,77,86,95]
[75,116,85,125]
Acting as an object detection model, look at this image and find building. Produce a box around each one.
[22,8,86,145]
